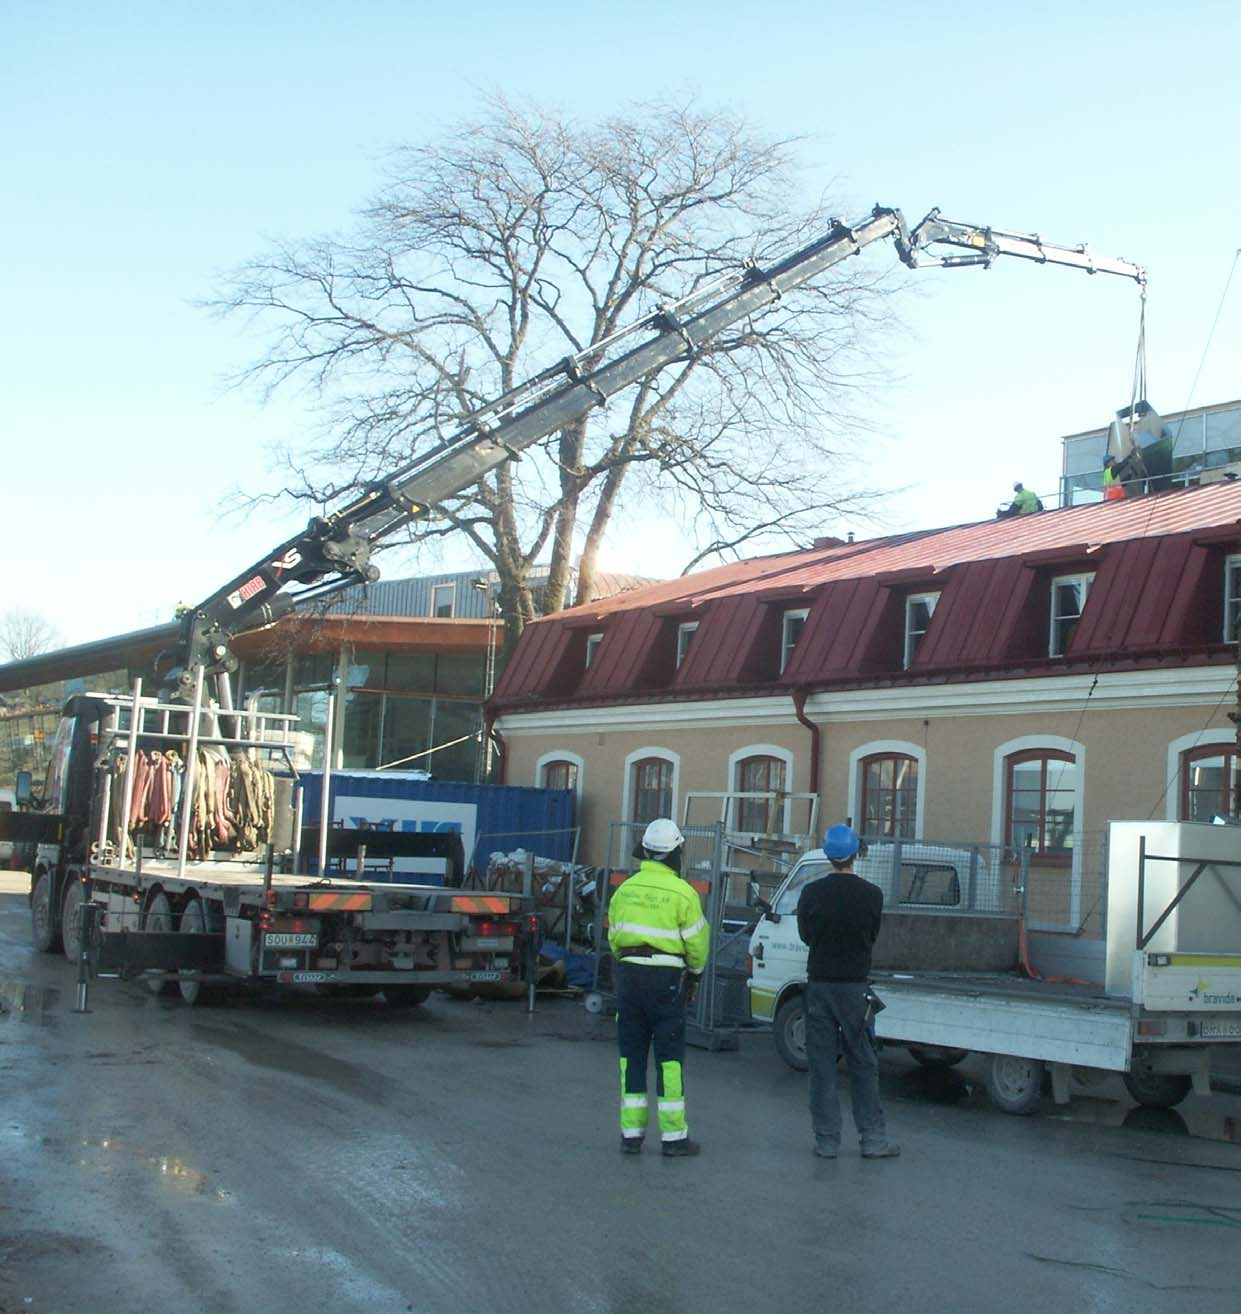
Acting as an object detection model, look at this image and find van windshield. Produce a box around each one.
[775,859,831,916]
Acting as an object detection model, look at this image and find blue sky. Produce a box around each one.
[3,1,1238,645]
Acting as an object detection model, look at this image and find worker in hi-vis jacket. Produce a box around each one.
[607,818,710,1157]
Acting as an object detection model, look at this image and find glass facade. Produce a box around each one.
[1061,399,1241,506]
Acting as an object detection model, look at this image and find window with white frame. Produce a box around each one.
[1005,749,1077,861]
[1226,554,1241,643]
[585,633,604,668]
[1180,745,1239,822]
[1049,573,1093,656]
[630,757,674,825]
[780,609,808,673]
[431,583,455,618]
[903,592,939,668]
[676,621,698,667]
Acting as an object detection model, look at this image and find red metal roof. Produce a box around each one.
[492,482,1241,708]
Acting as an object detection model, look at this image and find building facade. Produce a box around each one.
[491,483,1241,905]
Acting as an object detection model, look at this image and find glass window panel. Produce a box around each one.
[1063,431,1108,478]
[861,754,918,839]
[434,653,485,697]
[341,690,383,769]
[543,760,579,792]
[381,696,432,771]
[632,758,672,825]
[429,698,482,781]
[385,653,436,692]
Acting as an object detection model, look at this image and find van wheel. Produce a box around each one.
[31,875,60,954]
[985,1053,1044,1115]
[1123,1068,1192,1109]
[908,1046,969,1069]
[774,996,808,1072]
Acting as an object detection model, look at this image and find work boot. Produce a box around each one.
[814,1137,839,1159]
[620,1137,644,1155]
[861,1142,901,1159]
[661,1138,701,1158]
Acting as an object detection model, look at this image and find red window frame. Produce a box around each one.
[734,755,787,834]
[1005,749,1076,863]
[858,753,918,839]
[631,757,673,826]
[1180,745,1239,823]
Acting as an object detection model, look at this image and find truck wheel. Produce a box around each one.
[177,898,219,1006]
[985,1053,1044,1115]
[774,995,809,1072]
[908,1046,969,1069]
[1122,1067,1192,1109]
[142,891,176,996]
[383,985,432,1007]
[59,880,86,966]
[31,874,61,954]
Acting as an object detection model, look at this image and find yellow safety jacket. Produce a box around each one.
[607,859,710,974]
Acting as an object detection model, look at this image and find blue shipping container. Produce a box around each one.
[294,771,576,880]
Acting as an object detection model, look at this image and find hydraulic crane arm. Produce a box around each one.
[171,203,1145,694]
[896,208,1146,284]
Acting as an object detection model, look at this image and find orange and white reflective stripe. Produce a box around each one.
[307,891,373,911]
[449,895,512,914]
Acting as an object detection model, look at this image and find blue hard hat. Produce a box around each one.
[823,824,860,860]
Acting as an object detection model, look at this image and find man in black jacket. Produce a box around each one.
[796,824,899,1160]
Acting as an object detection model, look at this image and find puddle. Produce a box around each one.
[0,981,61,1025]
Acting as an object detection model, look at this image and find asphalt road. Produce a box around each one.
[2,876,1240,1314]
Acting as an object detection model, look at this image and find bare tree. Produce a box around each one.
[0,610,61,662]
[214,96,899,650]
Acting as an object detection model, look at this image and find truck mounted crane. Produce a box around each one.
[170,204,1146,698]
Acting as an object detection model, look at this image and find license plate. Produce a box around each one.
[289,972,328,983]
[265,933,318,948]
[1199,1017,1241,1039]
[468,970,502,983]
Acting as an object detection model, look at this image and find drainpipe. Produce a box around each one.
[792,688,820,795]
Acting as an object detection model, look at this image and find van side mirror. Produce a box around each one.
[14,771,32,807]
[747,881,773,916]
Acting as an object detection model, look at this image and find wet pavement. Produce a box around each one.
[2,876,1241,1313]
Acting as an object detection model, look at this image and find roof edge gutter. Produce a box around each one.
[791,688,820,795]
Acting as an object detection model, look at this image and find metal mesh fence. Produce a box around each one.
[1022,829,1108,937]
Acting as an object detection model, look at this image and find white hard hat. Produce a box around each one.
[642,818,685,855]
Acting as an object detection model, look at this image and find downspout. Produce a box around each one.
[792,688,820,795]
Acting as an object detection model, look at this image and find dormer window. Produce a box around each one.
[676,621,698,667]
[1225,554,1241,643]
[780,609,808,673]
[903,592,939,668]
[585,633,604,668]
[431,583,455,617]
[1049,573,1093,656]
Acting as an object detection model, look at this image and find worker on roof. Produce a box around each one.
[607,817,710,1158]
[1102,454,1126,502]
[997,482,1042,518]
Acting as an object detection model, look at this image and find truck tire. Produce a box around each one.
[177,898,219,1006]
[59,879,86,966]
[383,985,432,1008]
[142,891,177,996]
[985,1053,1044,1115]
[1122,1067,1192,1109]
[908,1046,969,1069]
[31,874,61,954]
[774,995,809,1072]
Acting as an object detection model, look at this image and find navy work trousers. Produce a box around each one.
[616,963,688,1142]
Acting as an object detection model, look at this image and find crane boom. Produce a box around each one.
[170,204,1145,694]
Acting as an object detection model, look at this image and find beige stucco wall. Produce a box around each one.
[499,668,1237,870]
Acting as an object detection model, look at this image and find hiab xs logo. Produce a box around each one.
[270,547,302,577]
[1188,978,1240,1007]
